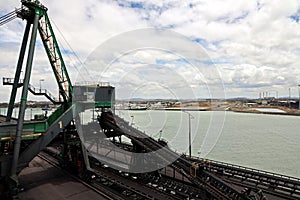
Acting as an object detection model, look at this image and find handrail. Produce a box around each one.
[3,77,59,103]
[189,156,300,183]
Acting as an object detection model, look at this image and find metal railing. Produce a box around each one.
[3,77,59,103]
[27,83,57,102]
[188,156,300,198]
[190,156,300,183]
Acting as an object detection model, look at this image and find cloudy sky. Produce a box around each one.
[1,0,300,102]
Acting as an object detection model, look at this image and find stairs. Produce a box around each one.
[3,77,60,104]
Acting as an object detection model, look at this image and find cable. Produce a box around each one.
[0,8,22,26]
[0,10,17,20]
[50,17,92,82]
[0,11,17,26]
[0,15,17,26]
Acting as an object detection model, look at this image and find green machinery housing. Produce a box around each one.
[73,84,115,108]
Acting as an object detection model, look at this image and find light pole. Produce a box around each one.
[130,115,134,125]
[159,130,163,140]
[298,85,300,109]
[39,78,44,92]
[183,111,194,158]
[289,88,291,108]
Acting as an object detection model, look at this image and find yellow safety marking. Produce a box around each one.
[0,133,42,141]
[59,121,63,128]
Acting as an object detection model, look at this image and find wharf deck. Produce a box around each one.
[18,156,107,200]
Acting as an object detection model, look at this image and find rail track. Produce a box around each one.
[37,152,123,200]
[187,157,300,200]
[38,151,186,200]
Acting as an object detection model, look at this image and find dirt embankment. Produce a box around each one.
[230,107,300,116]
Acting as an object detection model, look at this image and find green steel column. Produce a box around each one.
[6,22,31,122]
[10,13,39,184]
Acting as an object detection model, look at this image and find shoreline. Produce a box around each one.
[230,109,300,116]
[118,107,300,116]
[2,106,300,116]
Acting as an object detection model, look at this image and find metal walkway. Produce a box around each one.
[3,77,59,104]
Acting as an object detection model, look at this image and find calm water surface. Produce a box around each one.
[0,107,51,120]
[1,107,299,178]
[119,110,300,178]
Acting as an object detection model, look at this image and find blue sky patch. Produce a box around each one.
[156,58,189,65]
[156,58,229,66]
[289,9,300,23]
[115,0,170,15]
[193,38,223,51]
[0,11,7,16]
[290,14,300,23]
[231,12,249,23]
[115,1,144,9]
[61,49,74,55]
[130,2,143,9]
[193,38,208,48]
[35,40,43,47]
[217,12,249,24]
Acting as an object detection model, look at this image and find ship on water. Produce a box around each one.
[127,105,148,110]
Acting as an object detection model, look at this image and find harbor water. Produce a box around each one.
[119,110,300,178]
[1,107,299,178]
[0,107,53,121]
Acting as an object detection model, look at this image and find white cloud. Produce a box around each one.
[1,0,300,102]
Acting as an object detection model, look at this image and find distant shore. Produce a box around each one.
[230,108,300,116]
[123,106,300,116]
[162,107,211,111]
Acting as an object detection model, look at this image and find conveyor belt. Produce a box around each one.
[100,113,300,199]
[98,113,250,200]
[188,157,300,199]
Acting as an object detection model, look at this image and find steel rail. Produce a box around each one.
[37,152,123,200]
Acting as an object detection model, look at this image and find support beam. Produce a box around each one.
[6,22,31,122]
[10,13,39,185]
[18,105,73,168]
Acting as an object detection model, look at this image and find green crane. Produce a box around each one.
[0,0,115,195]
[2,0,73,191]
[5,0,73,122]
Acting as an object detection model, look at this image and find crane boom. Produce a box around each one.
[17,0,73,102]
[38,13,72,102]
